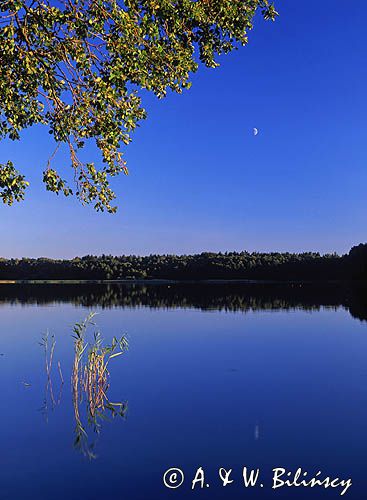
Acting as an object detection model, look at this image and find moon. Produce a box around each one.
[253,127,259,136]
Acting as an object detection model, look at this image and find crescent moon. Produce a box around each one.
[253,127,259,136]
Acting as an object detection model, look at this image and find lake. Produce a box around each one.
[1,282,366,500]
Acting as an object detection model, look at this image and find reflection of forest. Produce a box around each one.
[1,282,367,321]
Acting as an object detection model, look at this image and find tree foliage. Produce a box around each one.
[0,0,278,212]
[0,248,351,281]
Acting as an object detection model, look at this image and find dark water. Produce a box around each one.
[1,282,367,500]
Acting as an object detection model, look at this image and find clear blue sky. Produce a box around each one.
[1,0,366,258]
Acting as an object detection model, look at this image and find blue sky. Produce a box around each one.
[1,0,366,258]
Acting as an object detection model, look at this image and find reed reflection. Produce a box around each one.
[40,313,128,459]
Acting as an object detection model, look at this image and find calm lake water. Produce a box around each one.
[1,282,367,500]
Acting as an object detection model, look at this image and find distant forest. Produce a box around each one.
[1,243,367,281]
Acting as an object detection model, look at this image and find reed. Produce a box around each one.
[71,312,128,458]
[83,332,128,420]
[39,313,128,458]
[39,330,56,381]
[39,330,64,417]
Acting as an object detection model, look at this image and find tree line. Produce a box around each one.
[1,243,367,281]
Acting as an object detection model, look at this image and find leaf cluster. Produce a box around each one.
[0,0,277,211]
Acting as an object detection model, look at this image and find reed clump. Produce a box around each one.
[39,312,128,459]
[71,312,128,458]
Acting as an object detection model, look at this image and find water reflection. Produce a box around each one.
[39,331,64,420]
[41,313,128,459]
[1,283,367,499]
[1,282,367,320]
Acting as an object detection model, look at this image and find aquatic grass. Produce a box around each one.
[83,332,128,420]
[71,312,96,389]
[38,312,128,458]
[70,312,128,458]
[71,312,96,398]
[58,361,64,384]
[39,330,64,412]
[39,330,56,381]
[72,365,97,460]
[71,312,97,457]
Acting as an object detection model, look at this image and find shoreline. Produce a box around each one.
[0,279,366,286]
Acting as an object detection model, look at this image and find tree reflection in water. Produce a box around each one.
[4,281,367,321]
